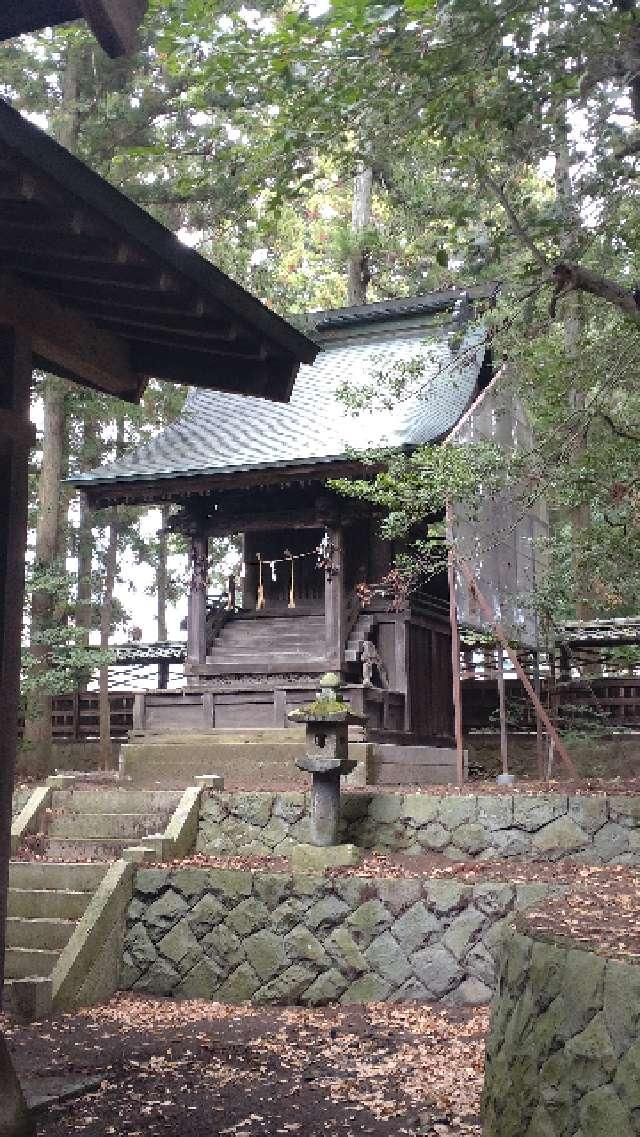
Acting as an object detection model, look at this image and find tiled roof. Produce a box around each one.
[73,295,489,489]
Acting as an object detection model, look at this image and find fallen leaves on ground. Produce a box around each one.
[4,997,489,1136]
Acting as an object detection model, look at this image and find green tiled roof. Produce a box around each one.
[73,290,492,490]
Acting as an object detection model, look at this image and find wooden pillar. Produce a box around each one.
[446,504,465,786]
[187,534,208,666]
[497,644,509,775]
[243,533,257,611]
[324,526,344,672]
[157,660,169,689]
[394,616,411,732]
[533,650,545,779]
[0,327,32,1003]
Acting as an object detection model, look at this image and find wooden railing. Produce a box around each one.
[18,692,136,743]
[462,676,640,731]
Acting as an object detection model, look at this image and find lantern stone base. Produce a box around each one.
[290,842,362,872]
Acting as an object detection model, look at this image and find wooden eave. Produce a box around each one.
[0,99,318,403]
[79,456,372,509]
[0,1,148,58]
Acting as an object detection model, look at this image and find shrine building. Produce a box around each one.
[72,286,497,748]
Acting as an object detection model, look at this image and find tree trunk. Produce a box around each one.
[554,115,590,619]
[76,413,100,687]
[22,379,66,776]
[157,506,169,688]
[98,419,124,769]
[99,507,119,770]
[346,165,373,305]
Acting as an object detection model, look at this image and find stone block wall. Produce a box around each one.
[197,791,640,865]
[482,929,640,1137]
[11,786,31,818]
[121,866,566,1006]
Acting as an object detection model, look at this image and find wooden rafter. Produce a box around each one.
[0,273,143,401]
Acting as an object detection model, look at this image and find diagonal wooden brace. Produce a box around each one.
[455,556,577,779]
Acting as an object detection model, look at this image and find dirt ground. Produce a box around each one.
[3,997,488,1137]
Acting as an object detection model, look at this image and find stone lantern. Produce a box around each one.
[288,673,364,869]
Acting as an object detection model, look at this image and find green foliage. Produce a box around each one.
[22,563,114,697]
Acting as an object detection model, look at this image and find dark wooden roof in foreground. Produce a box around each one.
[0,99,318,402]
[0,0,147,57]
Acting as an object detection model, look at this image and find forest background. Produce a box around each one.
[1,0,639,771]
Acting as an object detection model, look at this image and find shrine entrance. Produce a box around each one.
[242,529,325,613]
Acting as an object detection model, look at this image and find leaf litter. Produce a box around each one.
[3,996,488,1136]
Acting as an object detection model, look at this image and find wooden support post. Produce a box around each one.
[446,535,465,786]
[187,534,208,666]
[394,616,411,733]
[533,650,546,779]
[456,557,577,778]
[497,645,509,776]
[324,526,344,673]
[0,327,32,1003]
[157,660,170,689]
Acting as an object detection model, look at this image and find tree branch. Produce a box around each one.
[479,170,550,270]
[550,263,640,325]
[598,411,640,441]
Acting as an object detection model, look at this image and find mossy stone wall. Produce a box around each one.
[482,929,640,1137]
[197,791,640,865]
[121,867,566,1007]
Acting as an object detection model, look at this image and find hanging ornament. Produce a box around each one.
[285,551,296,609]
[257,553,266,610]
[268,559,277,582]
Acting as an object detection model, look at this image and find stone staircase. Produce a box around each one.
[344,613,376,664]
[207,613,327,669]
[5,861,106,985]
[43,787,183,861]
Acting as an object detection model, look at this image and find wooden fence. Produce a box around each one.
[18,692,137,742]
[20,675,640,744]
[462,677,640,731]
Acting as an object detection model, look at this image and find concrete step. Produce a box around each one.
[50,789,182,814]
[9,862,107,892]
[228,617,324,628]
[206,654,327,665]
[131,728,305,746]
[5,946,60,980]
[44,837,136,862]
[121,740,308,788]
[8,888,90,920]
[6,916,76,951]
[220,632,327,641]
[47,812,167,840]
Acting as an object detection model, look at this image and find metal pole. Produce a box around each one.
[456,556,577,778]
[497,644,509,776]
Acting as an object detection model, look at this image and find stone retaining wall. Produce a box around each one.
[482,928,640,1137]
[121,867,566,1006]
[197,791,640,865]
[11,786,31,818]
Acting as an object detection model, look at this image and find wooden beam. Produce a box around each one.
[80,0,148,57]
[129,343,295,397]
[0,1,147,58]
[0,326,32,1004]
[0,273,142,401]
[16,258,184,292]
[72,305,236,342]
[0,231,146,265]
